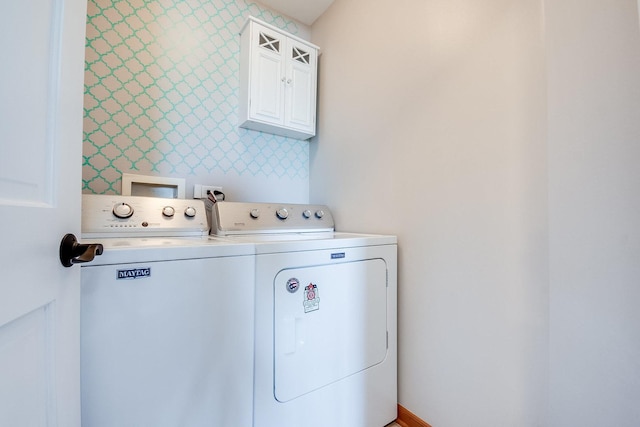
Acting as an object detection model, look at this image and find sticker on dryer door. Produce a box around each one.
[303,283,320,313]
[286,278,300,293]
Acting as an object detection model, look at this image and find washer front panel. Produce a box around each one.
[81,255,255,427]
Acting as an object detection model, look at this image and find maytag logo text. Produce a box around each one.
[117,268,151,280]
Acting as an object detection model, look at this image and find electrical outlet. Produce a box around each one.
[193,184,223,199]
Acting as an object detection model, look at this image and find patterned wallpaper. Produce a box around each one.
[82,0,309,195]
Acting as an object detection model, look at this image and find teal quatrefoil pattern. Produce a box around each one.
[83,0,308,194]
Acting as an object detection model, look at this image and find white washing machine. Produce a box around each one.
[210,202,397,427]
[79,195,255,427]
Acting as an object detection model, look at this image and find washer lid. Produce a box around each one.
[79,237,255,265]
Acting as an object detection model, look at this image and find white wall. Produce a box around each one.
[311,0,548,425]
[311,0,640,426]
[547,0,640,425]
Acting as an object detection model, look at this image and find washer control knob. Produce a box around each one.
[162,206,175,217]
[315,210,325,219]
[113,203,134,218]
[250,208,261,219]
[302,209,312,219]
[184,206,197,218]
[276,207,289,220]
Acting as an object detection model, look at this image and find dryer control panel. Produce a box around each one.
[210,202,334,236]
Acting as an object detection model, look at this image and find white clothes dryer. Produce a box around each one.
[80,195,255,427]
[210,202,397,427]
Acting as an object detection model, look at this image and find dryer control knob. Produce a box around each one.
[315,210,325,219]
[302,209,312,219]
[250,208,260,219]
[276,208,289,220]
[162,206,175,217]
[113,203,134,218]
[184,206,197,218]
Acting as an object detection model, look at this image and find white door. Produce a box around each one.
[0,0,87,425]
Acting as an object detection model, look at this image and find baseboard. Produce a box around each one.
[396,404,432,427]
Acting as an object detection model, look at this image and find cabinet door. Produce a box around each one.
[249,24,285,125]
[284,39,316,133]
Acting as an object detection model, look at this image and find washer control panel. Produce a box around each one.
[210,202,334,236]
[82,194,209,238]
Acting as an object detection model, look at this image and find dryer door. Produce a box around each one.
[274,259,388,402]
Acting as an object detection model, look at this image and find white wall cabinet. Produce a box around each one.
[239,17,318,140]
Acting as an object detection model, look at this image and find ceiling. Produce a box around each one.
[257,0,335,25]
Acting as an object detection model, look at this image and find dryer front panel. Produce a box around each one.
[273,259,388,402]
